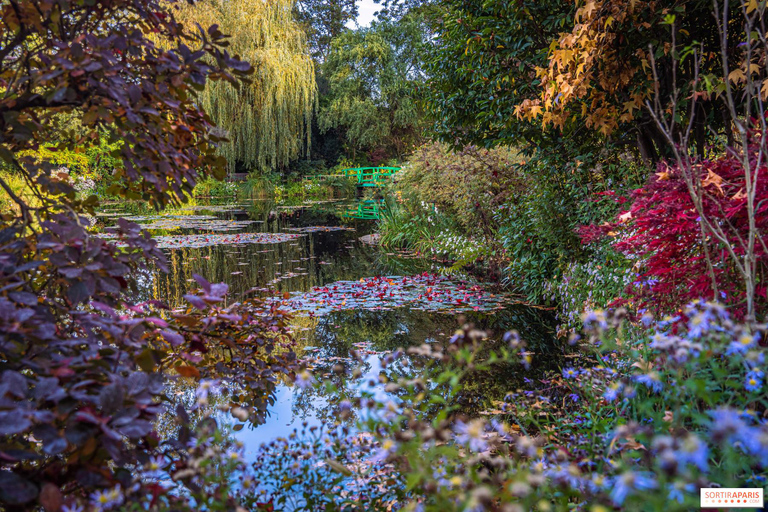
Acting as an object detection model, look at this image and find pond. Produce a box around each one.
[94,196,561,462]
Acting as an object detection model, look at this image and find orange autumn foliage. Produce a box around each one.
[516,0,659,135]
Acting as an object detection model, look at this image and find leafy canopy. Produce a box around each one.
[175,0,317,174]
[319,14,429,160]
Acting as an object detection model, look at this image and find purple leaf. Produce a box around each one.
[118,419,153,439]
[0,471,38,504]
[192,273,211,293]
[183,294,207,310]
[161,329,184,347]
[0,412,31,435]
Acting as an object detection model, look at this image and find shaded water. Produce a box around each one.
[96,197,560,459]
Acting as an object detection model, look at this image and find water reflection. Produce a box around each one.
[97,198,561,455]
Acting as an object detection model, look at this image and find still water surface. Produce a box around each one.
[96,197,560,459]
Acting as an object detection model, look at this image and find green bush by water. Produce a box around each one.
[379,141,646,317]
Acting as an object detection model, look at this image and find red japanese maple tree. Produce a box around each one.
[582,133,768,316]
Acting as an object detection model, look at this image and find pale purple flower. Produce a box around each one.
[294,370,315,389]
[144,455,165,478]
[454,419,488,452]
[562,367,579,379]
[610,471,657,505]
[195,379,220,404]
[516,435,538,458]
[371,438,398,462]
[90,486,123,511]
[226,450,243,463]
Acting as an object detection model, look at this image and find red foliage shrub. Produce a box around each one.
[581,141,768,316]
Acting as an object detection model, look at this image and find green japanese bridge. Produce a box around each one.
[306,166,401,187]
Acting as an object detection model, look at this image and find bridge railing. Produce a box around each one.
[302,166,401,186]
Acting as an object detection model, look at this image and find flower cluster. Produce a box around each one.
[74,175,97,192]
[544,244,635,329]
[268,301,768,511]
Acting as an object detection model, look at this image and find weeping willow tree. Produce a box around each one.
[176,0,316,173]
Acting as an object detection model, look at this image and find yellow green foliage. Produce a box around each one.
[396,142,524,235]
[25,146,90,172]
[175,0,316,173]
[18,134,124,185]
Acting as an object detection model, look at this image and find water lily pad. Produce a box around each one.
[280,273,510,316]
[153,232,303,249]
[285,226,355,233]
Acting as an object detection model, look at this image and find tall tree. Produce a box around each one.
[295,0,359,59]
[426,0,574,149]
[319,14,428,161]
[176,0,317,174]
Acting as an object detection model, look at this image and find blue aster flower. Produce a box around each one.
[657,315,681,329]
[641,312,654,327]
[563,367,579,379]
[610,471,657,506]
[582,310,608,330]
[727,332,759,355]
[668,482,696,504]
[745,370,764,392]
[687,311,711,338]
[739,425,768,467]
[604,383,623,402]
[677,434,709,471]
[708,408,749,443]
[634,372,664,392]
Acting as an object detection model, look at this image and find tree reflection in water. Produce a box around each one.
[97,199,560,459]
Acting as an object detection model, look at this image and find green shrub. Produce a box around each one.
[546,241,636,329]
[395,142,523,238]
[239,174,277,198]
[193,176,238,198]
[379,196,491,268]
[498,149,647,303]
[379,142,521,269]
[20,132,124,197]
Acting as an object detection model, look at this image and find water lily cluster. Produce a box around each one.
[283,273,511,315]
